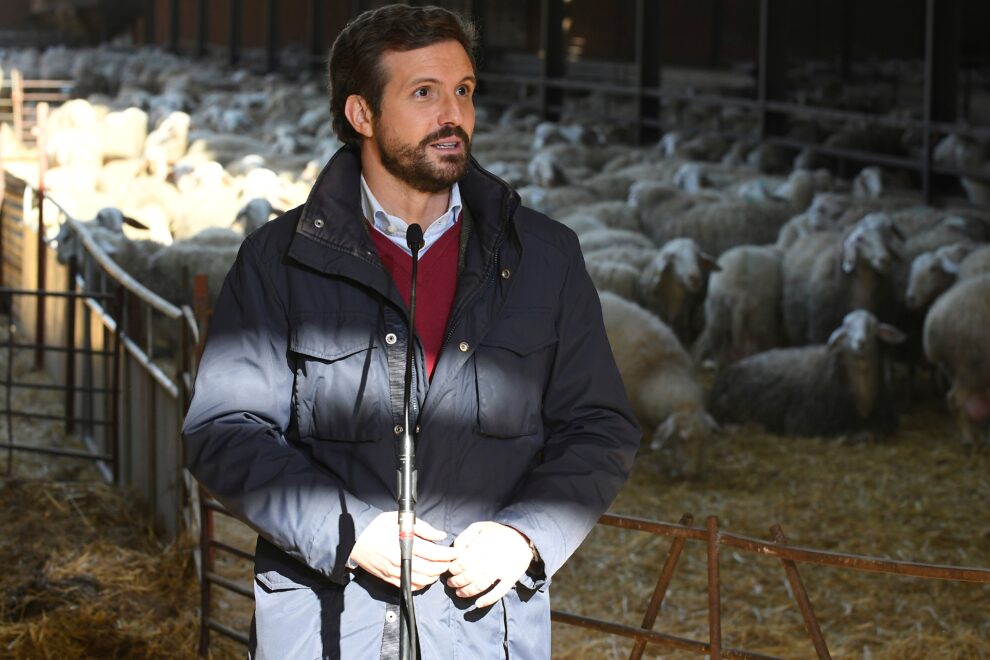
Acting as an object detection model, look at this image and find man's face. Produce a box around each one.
[371,40,476,194]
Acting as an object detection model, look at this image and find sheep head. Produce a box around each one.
[841,215,903,274]
[905,243,972,310]
[827,310,905,359]
[649,409,717,480]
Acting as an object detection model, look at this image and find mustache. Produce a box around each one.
[419,126,471,149]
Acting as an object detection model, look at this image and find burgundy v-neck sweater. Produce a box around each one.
[369,219,462,379]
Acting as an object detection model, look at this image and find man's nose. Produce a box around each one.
[438,93,462,125]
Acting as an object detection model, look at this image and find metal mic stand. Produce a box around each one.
[399,223,424,660]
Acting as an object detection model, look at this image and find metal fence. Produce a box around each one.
[0,169,199,536]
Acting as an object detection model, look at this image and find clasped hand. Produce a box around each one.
[349,514,533,608]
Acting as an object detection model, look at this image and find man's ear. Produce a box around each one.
[344,95,374,139]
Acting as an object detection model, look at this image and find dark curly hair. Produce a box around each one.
[327,4,478,148]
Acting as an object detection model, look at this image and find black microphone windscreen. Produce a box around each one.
[406,223,425,252]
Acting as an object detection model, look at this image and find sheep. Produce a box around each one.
[598,291,714,478]
[560,201,639,232]
[517,184,597,217]
[636,238,719,345]
[923,275,990,446]
[904,242,979,312]
[957,244,990,280]
[648,198,795,257]
[232,198,282,236]
[783,218,902,345]
[53,208,147,265]
[695,244,783,367]
[578,228,654,254]
[145,238,240,308]
[709,309,905,438]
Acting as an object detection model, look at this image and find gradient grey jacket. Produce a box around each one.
[182,146,640,659]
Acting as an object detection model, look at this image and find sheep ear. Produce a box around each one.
[650,416,677,450]
[123,215,148,230]
[877,323,907,345]
[939,255,960,275]
[700,252,721,272]
[840,239,858,273]
[827,326,846,349]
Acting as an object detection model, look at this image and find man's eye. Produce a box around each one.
[415,87,429,97]
[456,86,470,96]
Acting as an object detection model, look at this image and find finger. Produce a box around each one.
[413,540,458,563]
[413,519,448,542]
[410,556,455,579]
[455,575,494,599]
[475,580,513,608]
[453,522,485,548]
[410,570,444,591]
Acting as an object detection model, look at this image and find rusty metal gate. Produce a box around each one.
[193,503,990,659]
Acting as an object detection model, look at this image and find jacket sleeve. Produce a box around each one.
[181,237,381,584]
[494,231,641,587]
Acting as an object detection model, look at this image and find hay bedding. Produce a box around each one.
[2,311,989,658]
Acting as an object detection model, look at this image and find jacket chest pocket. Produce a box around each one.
[474,308,557,439]
[290,312,389,442]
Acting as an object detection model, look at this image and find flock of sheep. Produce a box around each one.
[3,45,989,477]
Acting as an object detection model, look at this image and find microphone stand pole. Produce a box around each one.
[399,224,424,660]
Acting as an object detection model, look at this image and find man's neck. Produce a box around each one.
[360,152,450,230]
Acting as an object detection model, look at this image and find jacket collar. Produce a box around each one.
[290,145,520,274]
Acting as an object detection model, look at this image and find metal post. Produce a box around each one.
[839,0,852,83]
[266,0,280,73]
[308,0,326,70]
[196,0,209,58]
[540,0,565,122]
[709,0,723,68]
[635,0,661,145]
[65,256,77,435]
[629,513,693,660]
[169,0,181,54]
[198,484,215,657]
[757,0,787,141]
[229,0,242,66]
[771,524,831,659]
[706,515,722,659]
[34,102,48,371]
[922,0,960,203]
[110,288,122,485]
[144,0,155,45]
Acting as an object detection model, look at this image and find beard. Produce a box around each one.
[375,125,472,194]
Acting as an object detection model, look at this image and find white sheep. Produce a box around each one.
[695,244,783,367]
[598,291,714,478]
[710,309,905,438]
[923,275,990,446]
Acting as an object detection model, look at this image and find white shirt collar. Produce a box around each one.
[360,175,461,256]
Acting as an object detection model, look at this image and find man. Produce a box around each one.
[182,4,640,658]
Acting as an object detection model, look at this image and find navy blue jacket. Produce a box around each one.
[182,147,640,658]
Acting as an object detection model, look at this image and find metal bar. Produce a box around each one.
[550,611,779,660]
[540,0,565,122]
[0,287,116,301]
[35,102,48,370]
[196,0,209,59]
[5,343,116,356]
[4,318,12,475]
[0,411,111,425]
[635,0,661,144]
[308,0,325,70]
[169,0,181,53]
[205,571,254,599]
[198,483,215,657]
[144,0,155,45]
[707,516,722,659]
[598,512,990,583]
[266,0,279,73]
[629,513,693,660]
[65,256,77,435]
[206,619,251,646]
[771,525,831,660]
[19,93,71,102]
[0,441,112,461]
[109,289,122,485]
[229,0,242,66]
[3,381,116,393]
[211,539,254,561]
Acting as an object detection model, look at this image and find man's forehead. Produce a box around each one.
[381,40,474,85]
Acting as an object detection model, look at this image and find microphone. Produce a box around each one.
[399,223,423,660]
